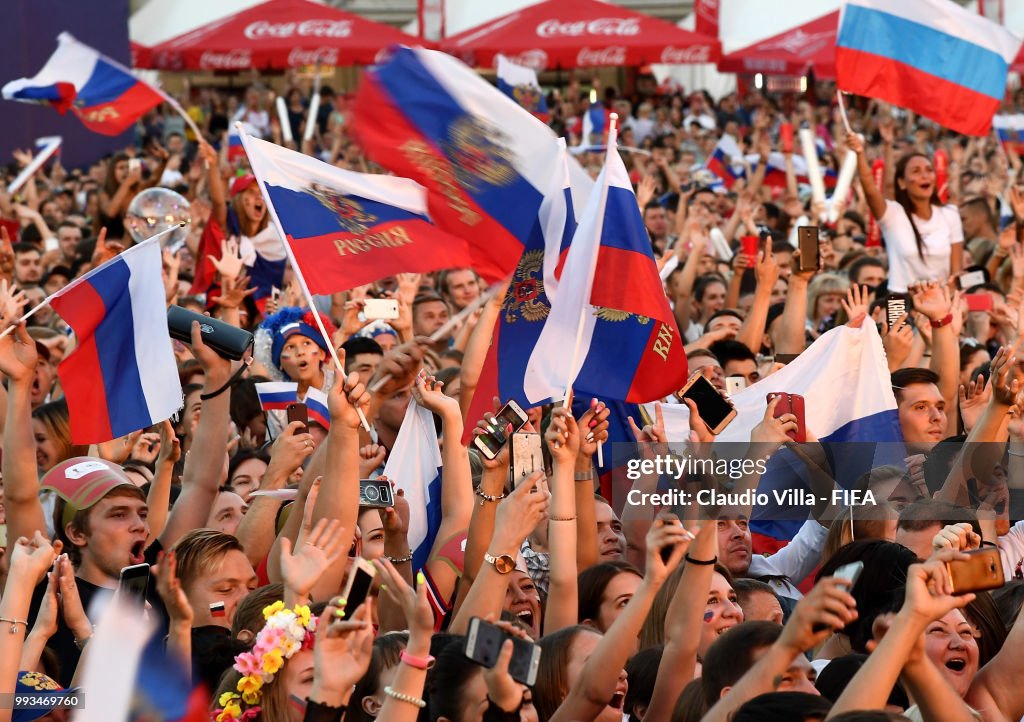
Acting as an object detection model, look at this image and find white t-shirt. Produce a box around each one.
[879,199,963,293]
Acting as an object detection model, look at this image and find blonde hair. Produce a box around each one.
[806,273,850,322]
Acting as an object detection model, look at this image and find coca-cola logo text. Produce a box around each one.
[288,47,339,66]
[502,49,549,71]
[660,45,713,64]
[200,50,253,70]
[537,18,640,38]
[244,19,353,40]
[576,46,627,66]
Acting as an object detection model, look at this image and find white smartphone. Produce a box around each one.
[340,557,377,617]
[128,158,142,173]
[725,376,747,396]
[43,236,60,253]
[363,298,400,321]
[958,270,986,290]
[510,432,544,488]
[473,400,529,460]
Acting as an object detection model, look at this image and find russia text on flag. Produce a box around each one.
[352,46,591,282]
[836,0,1023,136]
[240,133,473,294]
[50,240,182,444]
[2,33,166,136]
[382,398,443,571]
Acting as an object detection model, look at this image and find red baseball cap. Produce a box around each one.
[41,457,136,512]
[230,174,257,198]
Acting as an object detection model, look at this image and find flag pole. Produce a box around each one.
[233,123,372,433]
[368,281,505,394]
[836,90,852,135]
[562,115,618,463]
[0,223,185,339]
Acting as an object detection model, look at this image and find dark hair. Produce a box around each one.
[341,336,384,365]
[693,274,727,302]
[670,678,706,722]
[732,578,782,615]
[702,621,782,703]
[828,712,911,722]
[12,242,40,257]
[961,196,997,233]
[350,632,408,722]
[709,339,756,367]
[890,367,940,404]
[847,256,886,285]
[577,561,642,627]
[816,540,916,652]
[428,636,483,722]
[231,583,284,642]
[534,625,600,722]
[893,152,941,261]
[228,448,271,484]
[623,645,662,720]
[965,592,1007,667]
[896,499,979,537]
[731,692,831,722]
[229,376,267,430]
[814,653,909,709]
[706,309,744,327]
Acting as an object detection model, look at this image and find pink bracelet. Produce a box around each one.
[400,650,436,670]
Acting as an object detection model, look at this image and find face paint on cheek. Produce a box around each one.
[290,694,308,714]
[210,601,226,618]
[704,611,714,623]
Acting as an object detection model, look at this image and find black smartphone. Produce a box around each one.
[359,479,395,508]
[119,563,151,604]
[473,400,529,460]
[287,402,308,435]
[676,374,737,435]
[340,558,377,617]
[658,515,682,564]
[797,226,820,272]
[464,617,542,686]
[885,295,907,329]
[510,432,544,488]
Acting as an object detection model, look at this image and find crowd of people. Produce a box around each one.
[3,66,1024,722]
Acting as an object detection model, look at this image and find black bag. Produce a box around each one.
[167,305,253,361]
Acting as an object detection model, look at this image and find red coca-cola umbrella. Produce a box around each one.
[717,11,839,78]
[142,0,424,71]
[441,0,719,71]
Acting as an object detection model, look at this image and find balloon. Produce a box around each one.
[125,187,191,246]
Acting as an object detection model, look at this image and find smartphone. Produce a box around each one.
[473,400,529,460]
[128,158,142,173]
[340,557,377,616]
[510,432,544,488]
[676,373,737,435]
[766,392,807,443]
[797,226,820,272]
[946,548,1004,593]
[740,235,758,258]
[271,286,282,305]
[833,560,864,588]
[965,293,994,312]
[958,270,986,290]
[119,563,151,603]
[363,298,400,321]
[44,236,60,253]
[886,296,907,329]
[287,402,308,435]
[658,515,681,564]
[464,617,542,686]
[725,376,747,396]
[359,479,395,508]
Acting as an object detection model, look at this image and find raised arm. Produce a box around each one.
[574,400,609,571]
[736,244,779,354]
[199,142,227,232]
[543,406,580,635]
[459,288,503,422]
[159,322,236,549]
[774,268,813,356]
[848,132,886,221]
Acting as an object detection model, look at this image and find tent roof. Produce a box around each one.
[441,0,718,70]
[142,0,422,70]
[718,10,839,78]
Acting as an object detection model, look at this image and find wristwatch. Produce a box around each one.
[483,552,516,575]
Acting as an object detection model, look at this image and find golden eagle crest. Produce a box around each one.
[442,116,517,191]
[512,84,543,114]
[308,182,377,234]
[593,307,651,324]
[504,249,549,324]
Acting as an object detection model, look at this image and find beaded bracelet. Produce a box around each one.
[384,686,426,709]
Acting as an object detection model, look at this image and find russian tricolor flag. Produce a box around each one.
[49,240,181,444]
[3,33,166,136]
[836,0,1022,136]
[256,382,331,429]
[705,135,746,190]
[353,46,588,283]
[241,133,473,294]
[525,122,689,404]
[383,398,443,571]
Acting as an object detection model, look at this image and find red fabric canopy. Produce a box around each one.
[143,0,423,71]
[441,0,719,71]
[718,11,839,78]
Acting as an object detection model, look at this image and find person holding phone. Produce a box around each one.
[849,131,964,293]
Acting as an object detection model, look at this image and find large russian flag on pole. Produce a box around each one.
[383,398,443,572]
[526,122,689,404]
[49,240,182,444]
[836,0,1022,136]
[241,133,473,294]
[352,46,585,283]
[2,33,166,136]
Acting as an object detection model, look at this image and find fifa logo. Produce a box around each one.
[307,183,377,234]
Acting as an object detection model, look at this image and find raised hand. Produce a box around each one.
[841,284,871,328]
[209,238,244,282]
[7,532,60,586]
[280,478,346,601]
[212,272,257,310]
[778,576,858,653]
[0,279,27,329]
[155,550,194,625]
[358,444,387,478]
[492,471,550,553]
[545,405,580,463]
[628,401,667,444]
[900,550,974,624]
[328,354,371,430]
[54,554,90,641]
[577,398,610,458]
[0,318,38,383]
[958,374,991,432]
[909,281,952,323]
[643,515,696,584]
[372,558,434,637]
[411,369,458,417]
[750,395,797,445]
[312,596,376,703]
